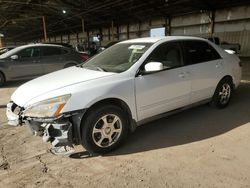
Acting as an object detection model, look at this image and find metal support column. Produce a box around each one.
[127,24,130,39]
[42,16,48,42]
[210,10,215,37]
[165,17,171,36]
[81,18,86,42]
[111,20,114,41]
[0,37,3,48]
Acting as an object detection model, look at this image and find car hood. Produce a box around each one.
[11,66,115,107]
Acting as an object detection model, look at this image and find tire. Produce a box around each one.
[210,77,233,109]
[0,72,5,86]
[81,105,129,154]
[64,63,76,68]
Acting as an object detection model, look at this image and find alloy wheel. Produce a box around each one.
[219,83,231,105]
[92,114,122,148]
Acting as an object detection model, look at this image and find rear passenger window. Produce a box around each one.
[183,41,221,65]
[43,47,62,56]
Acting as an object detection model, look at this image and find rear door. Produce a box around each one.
[135,41,191,121]
[8,46,43,80]
[40,46,66,74]
[182,40,224,103]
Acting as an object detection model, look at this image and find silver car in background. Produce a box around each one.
[0,46,16,55]
[0,44,84,86]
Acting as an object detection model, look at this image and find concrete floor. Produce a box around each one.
[0,58,249,188]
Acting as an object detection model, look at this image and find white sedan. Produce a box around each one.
[6,36,242,155]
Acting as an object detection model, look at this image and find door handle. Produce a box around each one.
[216,63,220,68]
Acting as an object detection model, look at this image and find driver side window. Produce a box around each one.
[146,42,183,70]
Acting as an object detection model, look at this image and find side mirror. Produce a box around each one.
[10,55,19,60]
[144,62,163,73]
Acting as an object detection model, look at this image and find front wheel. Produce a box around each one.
[81,105,129,154]
[211,78,233,109]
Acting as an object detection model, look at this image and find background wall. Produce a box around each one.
[3,5,250,56]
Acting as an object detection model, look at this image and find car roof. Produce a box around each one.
[120,36,207,43]
[44,42,73,48]
[0,46,16,49]
[0,43,68,58]
[15,43,66,50]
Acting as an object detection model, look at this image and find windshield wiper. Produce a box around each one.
[94,66,106,72]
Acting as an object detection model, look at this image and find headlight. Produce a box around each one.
[23,94,71,118]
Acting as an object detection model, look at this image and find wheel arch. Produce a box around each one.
[86,98,135,128]
[210,75,234,109]
[211,75,234,100]
[76,98,137,144]
[64,62,77,68]
[218,75,234,88]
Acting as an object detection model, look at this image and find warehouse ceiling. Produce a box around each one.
[0,0,250,42]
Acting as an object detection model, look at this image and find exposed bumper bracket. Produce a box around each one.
[6,103,21,126]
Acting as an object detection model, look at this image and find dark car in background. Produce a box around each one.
[207,37,241,54]
[44,42,73,49]
[0,43,84,86]
[97,41,120,53]
[45,42,90,61]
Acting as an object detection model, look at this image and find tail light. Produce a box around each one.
[79,53,89,62]
[239,61,242,67]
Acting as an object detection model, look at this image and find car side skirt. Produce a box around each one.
[137,99,211,126]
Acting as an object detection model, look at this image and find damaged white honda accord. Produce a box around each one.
[6,36,242,156]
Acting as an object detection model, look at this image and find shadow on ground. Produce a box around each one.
[0,105,6,108]
[72,81,250,158]
[1,80,28,88]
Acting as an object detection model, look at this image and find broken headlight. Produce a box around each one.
[23,94,71,118]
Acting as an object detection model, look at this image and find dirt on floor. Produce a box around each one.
[0,60,250,188]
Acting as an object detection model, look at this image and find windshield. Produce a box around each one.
[0,46,23,59]
[81,42,152,73]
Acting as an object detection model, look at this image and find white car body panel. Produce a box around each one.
[12,69,138,120]
[9,36,241,124]
[188,58,225,103]
[11,67,115,107]
[223,52,242,87]
[210,43,242,88]
[6,36,242,154]
[135,66,191,121]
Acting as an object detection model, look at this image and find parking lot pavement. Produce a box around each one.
[0,59,250,188]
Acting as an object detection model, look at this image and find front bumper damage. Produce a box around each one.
[6,102,85,156]
[26,120,75,155]
[6,103,21,126]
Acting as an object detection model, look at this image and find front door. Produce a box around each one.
[135,42,191,121]
[8,47,44,80]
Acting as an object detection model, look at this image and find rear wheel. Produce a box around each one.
[211,78,233,109]
[81,105,129,154]
[0,72,5,86]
